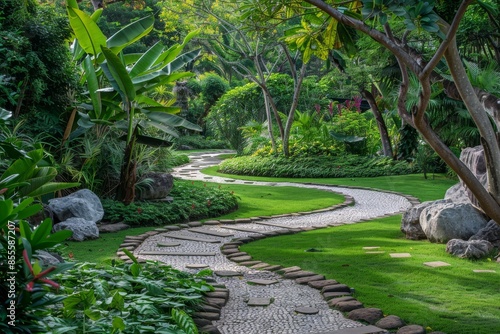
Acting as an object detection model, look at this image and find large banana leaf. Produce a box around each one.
[67,7,107,56]
[83,56,102,119]
[129,42,164,78]
[107,15,155,54]
[159,30,201,66]
[162,49,202,75]
[144,111,202,131]
[101,46,136,104]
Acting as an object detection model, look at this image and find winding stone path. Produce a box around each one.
[131,151,419,334]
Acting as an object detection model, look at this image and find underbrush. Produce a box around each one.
[175,135,229,150]
[102,180,239,226]
[36,254,211,333]
[218,155,419,178]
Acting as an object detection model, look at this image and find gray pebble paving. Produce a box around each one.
[135,151,412,333]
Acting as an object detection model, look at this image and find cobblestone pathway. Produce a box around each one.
[131,151,417,334]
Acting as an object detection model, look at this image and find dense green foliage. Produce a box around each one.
[39,258,210,333]
[218,155,419,178]
[102,180,239,226]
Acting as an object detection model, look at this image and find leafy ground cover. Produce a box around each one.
[240,216,499,334]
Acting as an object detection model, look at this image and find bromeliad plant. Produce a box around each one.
[66,0,202,203]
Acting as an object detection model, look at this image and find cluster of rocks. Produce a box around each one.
[401,146,500,260]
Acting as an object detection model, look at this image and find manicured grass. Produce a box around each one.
[241,216,500,334]
[201,181,344,219]
[202,166,457,202]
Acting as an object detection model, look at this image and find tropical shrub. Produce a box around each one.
[38,255,211,334]
[102,180,239,226]
[218,155,419,178]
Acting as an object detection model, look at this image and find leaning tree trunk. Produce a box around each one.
[116,128,137,205]
[361,88,393,158]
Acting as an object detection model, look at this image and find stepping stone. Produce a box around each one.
[277,266,302,274]
[473,270,496,273]
[348,308,384,325]
[254,221,292,229]
[235,218,253,223]
[167,235,221,243]
[322,284,351,294]
[219,219,235,224]
[424,261,451,267]
[186,264,210,269]
[327,296,355,306]
[227,252,248,258]
[247,279,279,285]
[334,300,364,312]
[247,297,272,306]
[203,220,220,225]
[389,253,412,258]
[164,226,181,231]
[295,307,319,315]
[157,242,181,247]
[188,228,234,237]
[365,251,385,254]
[214,270,242,277]
[154,228,168,232]
[221,249,240,255]
[249,263,270,269]
[204,297,227,307]
[284,270,317,279]
[231,255,252,262]
[362,247,380,250]
[193,312,220,320]
[295,275,325,284]
[139,251,216,256]
[205,291,229,299]
[219,226,266,234]
[261,265,282,271]
[239,261,262,266]
[308,279,339,289]
[320,325,385,334]
[323,291,352,300]
[187,222,203,227]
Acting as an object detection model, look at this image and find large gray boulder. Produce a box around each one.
[135,172,174,200]
[48,189,104,223]
[469,220,500,248]
[420,201,489,243]
[53,217,99,241]
[401,200,449,240]
[33,250,64,266]
[446,239,493,259]
[444,183,471,204]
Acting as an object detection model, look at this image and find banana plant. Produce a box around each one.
[66,4,202,203]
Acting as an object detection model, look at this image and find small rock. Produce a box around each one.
[397,325,426,334]
[295,307,319,314]
[334,300,364,312]
[376,315,406,329]
[321,284,351,294]
[348,308,384,325]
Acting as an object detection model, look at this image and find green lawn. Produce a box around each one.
[241,216,500,334]
[202,166,457,202]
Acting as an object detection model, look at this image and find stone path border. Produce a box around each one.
[116,151,447,334]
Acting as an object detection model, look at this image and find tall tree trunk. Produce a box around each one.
[116,127,137,205]
[263,92,277,153]
[361,89,393,158]
[283,64,307,157]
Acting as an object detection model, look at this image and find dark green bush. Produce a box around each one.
[102,180,238,226]
[175,135,229,150]
[218,155,420,178]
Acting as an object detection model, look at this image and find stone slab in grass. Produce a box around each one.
[473,269,496,273]
[423,261,451,267]
[261,265,282,271]
[231,255,253,262]
[247,297,272,306]
[362,246,380,250]
[295,275,325,284]
[365,251,386,254]
[203,220,220,225]
[308,279,339,289]
[249,263,271,269]
[389,253,412,258]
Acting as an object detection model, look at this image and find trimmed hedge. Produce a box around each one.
[102,180,238,226]
[218,155,419,178]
